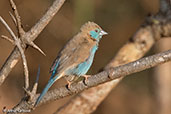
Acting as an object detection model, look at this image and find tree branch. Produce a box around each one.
[0,0,66,86]
[7,50,171,114]
[41,50,171,104]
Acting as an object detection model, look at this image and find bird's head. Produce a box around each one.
[80,21,107,41]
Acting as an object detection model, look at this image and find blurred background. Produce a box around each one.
[0,0,170,114]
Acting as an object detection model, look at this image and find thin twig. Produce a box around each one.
[1,35,14,44]
[9,0,25,36]
[9,11,17,26]
[0,16,17,39]
[0,16,29,89]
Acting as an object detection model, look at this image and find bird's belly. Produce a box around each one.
[67,56,94,76]
[66,45,97,76]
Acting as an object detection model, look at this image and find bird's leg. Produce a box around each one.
[65,75,76,90]
[66,80,72,90]
[83,75,91,85]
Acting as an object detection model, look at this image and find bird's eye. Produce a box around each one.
[95,29,98,32]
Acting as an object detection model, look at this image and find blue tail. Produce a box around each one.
[34,75,60,107]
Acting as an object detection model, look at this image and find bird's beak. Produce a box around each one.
[99,30,108,36]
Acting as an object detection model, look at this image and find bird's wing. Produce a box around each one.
[50,34,95,76]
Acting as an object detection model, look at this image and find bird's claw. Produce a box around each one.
[66,80,72,91]
[83,75,90,86]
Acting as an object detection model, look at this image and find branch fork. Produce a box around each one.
[0,0,45,102]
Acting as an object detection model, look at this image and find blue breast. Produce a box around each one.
[67,45,98,76]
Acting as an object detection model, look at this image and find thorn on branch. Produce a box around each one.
[23,67,40,104]
[23,82,38,102]
[27,41,46,56]
[1,35,14,44]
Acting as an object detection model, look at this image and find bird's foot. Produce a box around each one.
[66,80,72,91]
[83,75,91,86]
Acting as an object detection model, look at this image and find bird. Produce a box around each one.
[34,21,107,106]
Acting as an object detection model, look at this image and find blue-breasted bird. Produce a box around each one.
[34,21,107,106]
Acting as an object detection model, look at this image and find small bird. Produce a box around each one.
[34,21,107,106]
